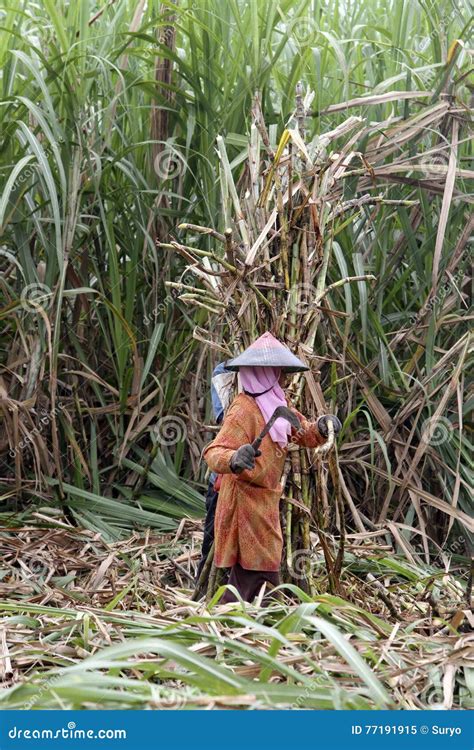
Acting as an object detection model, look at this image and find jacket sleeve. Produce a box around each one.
[290,408,326,448]
[202,402,251,474]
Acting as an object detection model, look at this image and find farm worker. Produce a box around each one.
[202,332,341,603]
[196,362,235,579]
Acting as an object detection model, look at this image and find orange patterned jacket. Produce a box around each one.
[202,393,326,572]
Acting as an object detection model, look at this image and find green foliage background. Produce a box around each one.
[0,0,471,548]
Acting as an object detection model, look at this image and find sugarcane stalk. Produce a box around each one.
[130,434,160,506]
[224,228,235,267]
[179,293,227,308]
[328,196,417,221]
[295,81,306,139]
[177,223,227,243]
[319,274,376,299]
[192,542,214,601]
[290,445,307,590]
[314,418,336,457]
[285,489,293,575]
[246,281,275,311]
[206,558,218,601]
[330,444,345,584]
[273,135,290,290]
[310,420,341,593]
[165,281,220,296]
[158,241,238,273]
[216,135,250,251]
[251,90,275,159]
[300,448,316,596]
[179,298,224,314]
[259,128,290,207]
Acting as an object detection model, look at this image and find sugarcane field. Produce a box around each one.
[0,0,473,729]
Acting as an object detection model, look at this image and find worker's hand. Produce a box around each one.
[317,414,342,438]
[229,443,262,474]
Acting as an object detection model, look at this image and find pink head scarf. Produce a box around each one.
[239,366,291,448]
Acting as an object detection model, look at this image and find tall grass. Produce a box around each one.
[0,0,471,561]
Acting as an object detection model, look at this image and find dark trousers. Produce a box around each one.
[196,480,219,580]
[221,564,280,603]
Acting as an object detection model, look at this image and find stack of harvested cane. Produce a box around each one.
[159,86,378,597]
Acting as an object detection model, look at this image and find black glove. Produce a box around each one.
[229,443,262,474]
[317,414,342,438]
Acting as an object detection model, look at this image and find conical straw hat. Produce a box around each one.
[225,332,309,372]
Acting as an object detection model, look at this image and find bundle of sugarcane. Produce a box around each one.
[157,84,453,598]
